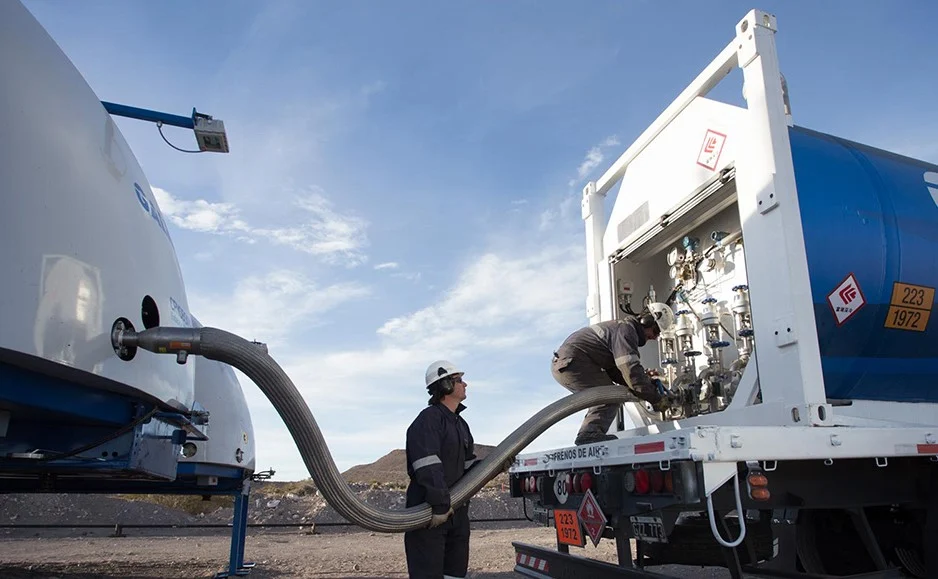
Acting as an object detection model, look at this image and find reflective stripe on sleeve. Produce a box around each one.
[614,354,640,367]
[412,455,442,471]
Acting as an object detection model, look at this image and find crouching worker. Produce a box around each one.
[404,360,479,579]
[551,306,673,446]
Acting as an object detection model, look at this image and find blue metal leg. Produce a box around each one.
[235,485,256,574]
[216,480,255,578]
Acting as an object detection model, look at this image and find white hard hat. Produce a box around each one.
[646,302,676,334]
[425,360,463,387]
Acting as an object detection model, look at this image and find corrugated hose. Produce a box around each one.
[114,325,635,533]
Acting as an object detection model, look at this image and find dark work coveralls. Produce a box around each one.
[551,317,662,444]
[404,402,478,579]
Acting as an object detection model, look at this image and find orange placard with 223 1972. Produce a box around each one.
[554,509,585,547]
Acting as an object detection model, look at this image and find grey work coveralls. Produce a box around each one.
[551,317,661,444]
[404,402,478,579]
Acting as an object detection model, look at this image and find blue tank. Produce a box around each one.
[790,126,938,403]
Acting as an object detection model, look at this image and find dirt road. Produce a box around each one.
[0,525,728,578]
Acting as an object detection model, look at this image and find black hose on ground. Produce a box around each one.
[116,326,635,533]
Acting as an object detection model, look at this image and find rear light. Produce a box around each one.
[572,473,582,494]
[624,471,636,493]
[580,472,593,492]
[751,487,771,501]
[565,473,573,494]
[748,473,768,487]
[663,471,674,493]
[634,469,651,494]
[747,470,770,501]
[649,469,664,493]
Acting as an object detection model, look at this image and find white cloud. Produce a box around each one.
[188,269,370,347]
[374,262,423,282]
[226,242,589,479]
[544,135,624,231]
[377,245,585,354]
[284,245,589,394]
[538,194,580,233]
[153,186,368,265]
[568,135,621,187]
[391,271,422,282]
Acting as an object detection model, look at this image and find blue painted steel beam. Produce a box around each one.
[0,362,134,425]
[0,470,250,494]
[101,101,195,129]
[177,462,246,479]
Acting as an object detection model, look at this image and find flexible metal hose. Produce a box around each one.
[115,325,635,533]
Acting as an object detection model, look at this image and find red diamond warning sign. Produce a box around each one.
[576,489,607,547]
[827,273,866,326]
[697,129,727,171]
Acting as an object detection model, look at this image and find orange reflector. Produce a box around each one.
[750,487,771,501]
[663,471,674,493]
[747,473,768,487]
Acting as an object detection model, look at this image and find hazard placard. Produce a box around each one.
[697,129,727,171]
[554,509,585,547]
[576,489,608,547]
[827,273,866,326]
[884,281,934,332]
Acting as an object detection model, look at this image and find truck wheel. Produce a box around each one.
[795,510,876,576]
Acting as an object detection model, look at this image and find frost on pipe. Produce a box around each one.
[114,325,635,533]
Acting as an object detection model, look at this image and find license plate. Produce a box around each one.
[630,515,667,543]
[532,506,551,527]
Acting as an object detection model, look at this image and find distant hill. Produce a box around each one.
[341,444,499,488]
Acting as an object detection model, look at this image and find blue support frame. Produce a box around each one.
[0,360,259,576]
[216,483,256,578]
[101,101,195,129]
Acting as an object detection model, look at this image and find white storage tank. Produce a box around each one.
[0,0,195,410]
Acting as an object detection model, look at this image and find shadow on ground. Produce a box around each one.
[0,564,295,579]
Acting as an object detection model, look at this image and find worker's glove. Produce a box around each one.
[652,378,666,396]
[428,507,454,529]
[651,396,672,414]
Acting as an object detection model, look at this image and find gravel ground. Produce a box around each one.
[0,525,729,578]
[0,487,729,577]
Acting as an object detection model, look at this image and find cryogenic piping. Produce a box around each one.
[112,324,635,533]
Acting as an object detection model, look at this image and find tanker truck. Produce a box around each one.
[508,9,938,579]
[5,2,936,577]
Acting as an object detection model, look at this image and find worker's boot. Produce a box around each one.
[574,433,618,446]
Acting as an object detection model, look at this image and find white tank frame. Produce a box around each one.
[582,9,834,431]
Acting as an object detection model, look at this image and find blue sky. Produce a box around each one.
[23,0,938,480]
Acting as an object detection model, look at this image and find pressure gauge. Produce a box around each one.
[669,265,679,279]
[667,247,680,266]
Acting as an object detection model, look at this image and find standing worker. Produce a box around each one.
[403,360,479,579]
[551,307,673,446]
